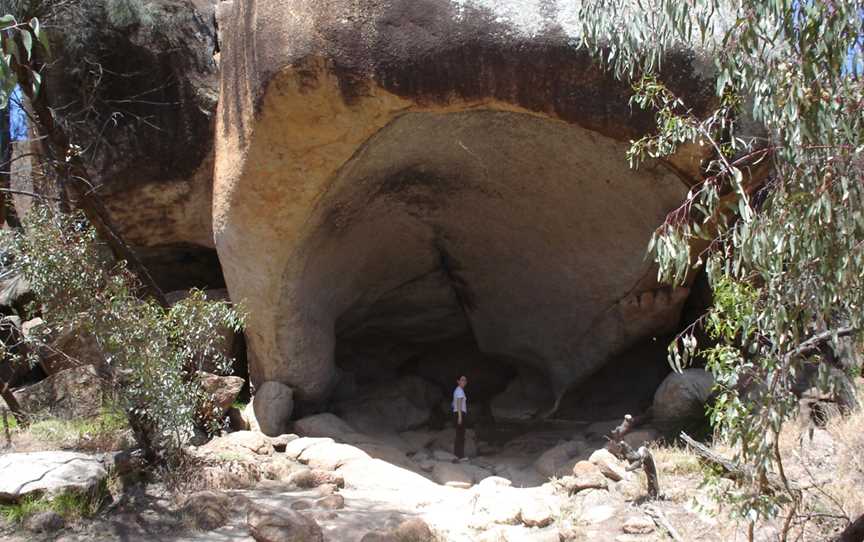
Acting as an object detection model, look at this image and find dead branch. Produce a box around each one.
[645,505,684,542]
[612,439,661,500]
[679,432,743,479]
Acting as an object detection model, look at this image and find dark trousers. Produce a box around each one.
[454,411,467,458]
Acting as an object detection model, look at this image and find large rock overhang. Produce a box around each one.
[213,0,711,405]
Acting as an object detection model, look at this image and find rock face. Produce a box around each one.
[0,452,108,502]
[213,0,707,429]
[19,0,223,291]
[13,365,104,420]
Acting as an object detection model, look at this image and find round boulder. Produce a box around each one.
[253,381,294,436]
[652,369,715,432]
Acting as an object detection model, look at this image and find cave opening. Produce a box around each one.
[271,110,695,469]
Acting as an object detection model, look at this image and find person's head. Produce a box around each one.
[457,375,468,389]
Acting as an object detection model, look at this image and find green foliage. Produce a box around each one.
[0,206,246,453]
[579,0,864,529]
[27,406,130,450]
[0,11,47,107]
[0,482,107,524]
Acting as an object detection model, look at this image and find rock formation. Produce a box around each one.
[212,0,710,430]
[12,0,715,434]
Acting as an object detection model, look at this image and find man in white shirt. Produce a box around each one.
[452,375,468,460]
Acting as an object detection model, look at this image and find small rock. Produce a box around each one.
[316,483,338,496]
[288,468,344,489]
[23,511,64,533]
[520,499,553,527]
[316,494,345,510]
[269,433,299,452]
[571,461,608,490]
[290,500,312,510]
[394,517,435,541]
[622,515,655,534]
[180,490,233,530]
[247,502,323,542]
[198,371,245,414]
[589,449,627,482]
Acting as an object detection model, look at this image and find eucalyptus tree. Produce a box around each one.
[578,0,864,536]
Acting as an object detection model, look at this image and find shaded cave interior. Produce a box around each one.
[268,110,710,445]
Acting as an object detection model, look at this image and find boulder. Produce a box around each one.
[253,381,293,436]
[179,490,235,531]
[19,0,223,292]
[399,430,438,454]
[198,371,244,415]
[334,376,441,433]
[0,452,108,502]
[589,448,627,482]
[298,442,370,471]
[622,428,660,449]
[293,413,358,440]
[21,319,106,375]
[491,373,550,421]
[316,494,345,510]
[23,511,64,533]
[393,518,435,542]
[571,461,608,491]
[652,369,714,432]
[213,0,707,416]
[13,365,104,420]
[195,430,274,459]
[338,458,441,495]
[533,441,583,478]
[246,502,324,542]
[284,437,336,460]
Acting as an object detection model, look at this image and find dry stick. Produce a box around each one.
[645,505,684,542]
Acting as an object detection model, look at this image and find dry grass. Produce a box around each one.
[6,407,132,453]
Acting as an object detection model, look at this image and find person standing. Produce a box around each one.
[452,375,469,460]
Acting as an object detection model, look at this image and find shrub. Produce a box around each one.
[0,206,246,457]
